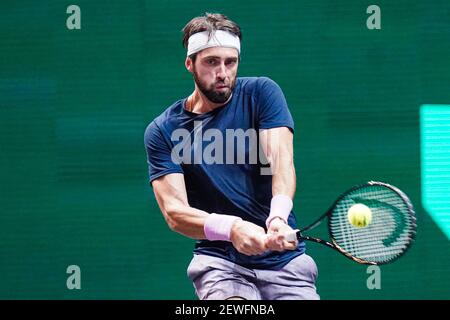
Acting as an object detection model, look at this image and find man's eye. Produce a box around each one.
[207,59,216,65]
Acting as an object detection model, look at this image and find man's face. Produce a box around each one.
[190,47,239,104]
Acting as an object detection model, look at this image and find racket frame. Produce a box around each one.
[289,181,417,265]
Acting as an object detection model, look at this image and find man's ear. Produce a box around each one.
[185,57,193,74]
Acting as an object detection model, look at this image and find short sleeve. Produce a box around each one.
[144,121,184,183]
[256,77,294,132]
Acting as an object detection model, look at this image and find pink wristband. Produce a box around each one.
[265,194,293,228]
[204,213,242,241]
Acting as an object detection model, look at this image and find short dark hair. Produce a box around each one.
[182,13,242,61]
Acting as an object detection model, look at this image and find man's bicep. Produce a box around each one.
[259,127,294,160]
[152,173,189,211]
[260,128,296,197]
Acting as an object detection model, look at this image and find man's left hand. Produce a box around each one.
[264,217,298,252]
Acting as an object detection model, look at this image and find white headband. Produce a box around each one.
[187,30,241,56]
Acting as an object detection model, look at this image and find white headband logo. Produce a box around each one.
[187,30,241,56]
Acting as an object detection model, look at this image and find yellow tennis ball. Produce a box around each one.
[347,203,372,228]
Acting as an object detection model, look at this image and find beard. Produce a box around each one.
[193,69,236,104]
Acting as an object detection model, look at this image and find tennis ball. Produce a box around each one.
[347,203,372,228]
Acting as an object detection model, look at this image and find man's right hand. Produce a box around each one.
[230,220,268,256]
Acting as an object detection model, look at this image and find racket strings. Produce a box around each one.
[329,185,416,264]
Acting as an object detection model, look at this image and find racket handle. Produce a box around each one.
[264,229,300,242]
[285,229,300,242]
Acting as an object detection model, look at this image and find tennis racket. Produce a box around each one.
[285,181,417,265]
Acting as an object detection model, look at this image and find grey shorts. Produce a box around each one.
[187,253,320,300]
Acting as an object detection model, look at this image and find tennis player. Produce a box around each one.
[144,13,319,300]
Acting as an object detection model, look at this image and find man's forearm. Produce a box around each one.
[259,127,296,199]
[272,159,296,199]
[266,156,296,228]
[164,204,243,242]
[163,204,209,239]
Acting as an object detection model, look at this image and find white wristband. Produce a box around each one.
[204,213,242,241]
[265,194,293,228]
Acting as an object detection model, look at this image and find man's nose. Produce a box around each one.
[216,63,227,79]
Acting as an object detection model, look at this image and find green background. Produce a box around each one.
[1,0,449,299]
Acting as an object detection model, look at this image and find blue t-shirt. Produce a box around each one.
[144,77,305,270]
